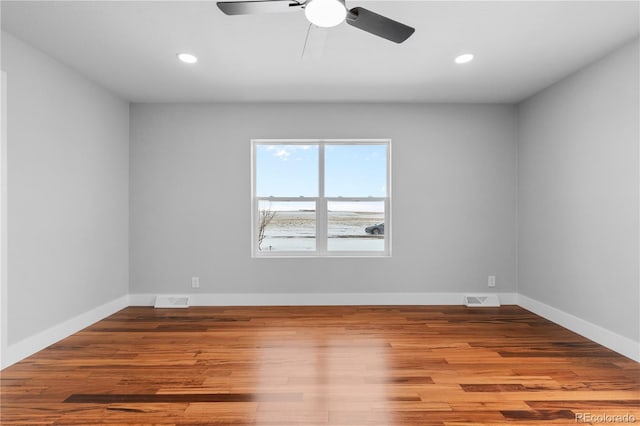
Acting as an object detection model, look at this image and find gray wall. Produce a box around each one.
[1,32,130,344]
[130,103,517,295]
[517,38,639,342]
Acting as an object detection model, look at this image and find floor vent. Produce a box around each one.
[464,294,500,307]
[154,295,190,308]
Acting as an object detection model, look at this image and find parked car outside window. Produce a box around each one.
[365,223,384,235]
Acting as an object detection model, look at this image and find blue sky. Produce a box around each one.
[256,144,387,197]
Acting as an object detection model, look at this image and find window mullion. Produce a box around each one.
[317,144,327,254]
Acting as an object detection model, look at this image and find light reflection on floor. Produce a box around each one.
[254,328,390,425]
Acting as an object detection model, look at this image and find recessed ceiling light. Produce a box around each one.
[177,53,198,64]
[454,53,474,64]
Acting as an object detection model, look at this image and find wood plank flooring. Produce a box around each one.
[1,305,638,425]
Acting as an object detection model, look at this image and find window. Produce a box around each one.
[252,140,390,257]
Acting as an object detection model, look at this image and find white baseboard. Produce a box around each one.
[1,294,129,369]
[130,292,519,307]
[518,294,640,362]
[4,292,636,368]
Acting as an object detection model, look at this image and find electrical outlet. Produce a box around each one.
[488,275,496,288]
[191,277,200,289]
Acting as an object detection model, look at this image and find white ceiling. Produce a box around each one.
[1,1,638,103]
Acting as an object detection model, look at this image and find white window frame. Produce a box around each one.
[251,139,391,258]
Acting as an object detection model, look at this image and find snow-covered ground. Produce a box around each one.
[259,210,384,252]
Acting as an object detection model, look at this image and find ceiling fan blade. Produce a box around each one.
[346,7,415,43]
[217,0,304,15]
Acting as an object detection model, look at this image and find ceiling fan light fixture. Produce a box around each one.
[305,0,346,28]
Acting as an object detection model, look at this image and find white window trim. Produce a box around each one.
[251,139,391,258]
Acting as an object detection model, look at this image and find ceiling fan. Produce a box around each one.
[216,0,415,44]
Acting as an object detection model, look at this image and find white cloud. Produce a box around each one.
[260,144,315,160]
[274,149,291,160]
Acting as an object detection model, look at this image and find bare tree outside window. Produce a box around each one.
[257,206,276,251]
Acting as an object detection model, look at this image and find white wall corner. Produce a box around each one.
[1,71,8,373]
[517,294,640,362]
[1,294,129,369]
[129,292,518,307]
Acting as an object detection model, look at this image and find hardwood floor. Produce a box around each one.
[1,306,638,425]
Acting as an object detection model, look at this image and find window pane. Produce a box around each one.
[257,200,316,252]
[325,144,387,197]
[327,201,384,252]
[256,144,318,197]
